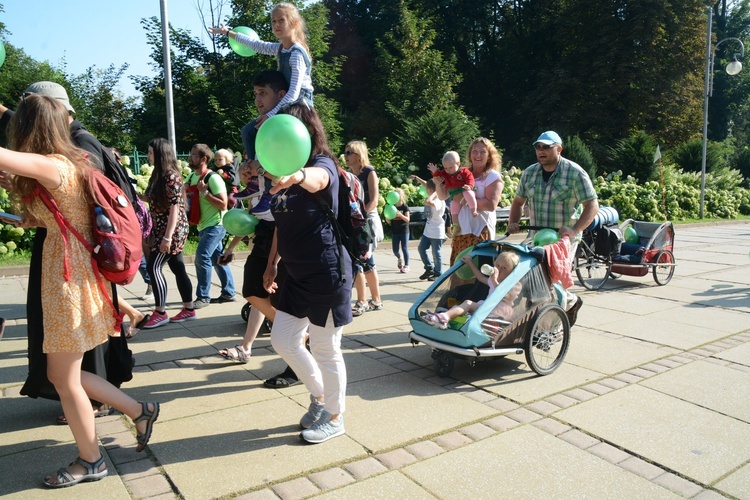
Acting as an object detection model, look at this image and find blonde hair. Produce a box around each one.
[466,137,501,173]
[443,151,460,164]
[272,2,310,57]
[394,187,407,205]
[345,140,370,167]
[215,148,234,164]
[495,251,520,270]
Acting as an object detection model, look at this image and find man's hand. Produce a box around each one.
[507,222,521,234]
[559,226,578,239]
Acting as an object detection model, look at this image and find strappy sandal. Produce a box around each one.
[218,345,250,363]
[420,311,448,330]
[134,402,160,452]
[43,455,108,488]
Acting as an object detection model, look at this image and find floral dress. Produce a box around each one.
[147,171,189,254]
[27,155,116,353]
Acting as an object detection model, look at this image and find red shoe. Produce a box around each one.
[143,311,169,329]
[170,308,197,323]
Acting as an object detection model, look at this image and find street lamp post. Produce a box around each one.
[700,6,745,218]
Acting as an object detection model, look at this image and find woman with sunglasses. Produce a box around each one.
[343,141,383,316]
[435,137,504,267]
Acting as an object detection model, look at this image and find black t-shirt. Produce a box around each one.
[391,203,410,235]
[357,166,375,206]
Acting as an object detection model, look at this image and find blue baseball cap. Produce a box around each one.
[534,131,562,146]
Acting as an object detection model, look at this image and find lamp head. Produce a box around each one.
[726,58,743,76]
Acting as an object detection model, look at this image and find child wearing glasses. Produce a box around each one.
[428,151,477,234]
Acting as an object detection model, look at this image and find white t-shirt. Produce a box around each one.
[423,197,446,239]
[456,169,502,239]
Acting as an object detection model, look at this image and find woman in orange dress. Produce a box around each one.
[0,94,159,488]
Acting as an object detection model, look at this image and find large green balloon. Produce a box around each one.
[255,114,311,177]
[624,226,639,244]
[228,26,258,57]
[418,185,428,197]
[223,209,259,236]
[0,43,5,69]
[383,204,398,220]
[532,228,560,247]
[386,190,400,205]
[453,245,478,280]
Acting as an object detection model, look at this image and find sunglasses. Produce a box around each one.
[344,150,356,156]
[534,143,556,151]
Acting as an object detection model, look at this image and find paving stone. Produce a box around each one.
[378,355,404,366]
[308,468,356,491]
[545,394,578,409]
[409,368,435,379]
[174,358,203,367]
[701,344,723,353]
[271,478,320,500]
[652,473,703,497]
[392,361,420,372]
[532,418,571,436]
[732,363,750,373]
[506,407,542,424]
[711,341,735,349]
[653,359,682,369]
[627,367,654,379]
[692,489,730,500]
[525,400,560,416]
[703,357,730,366]
[483,415,521,432]
[463,390,496,404]
[667,355,693,364]
[433,431,473,450]
[617,456,665,480]
[639,363,670,374]
[557,429,600,450]
[424,376,456,386]
[658,346,681,355]
[375,448,418,469]
[564,388,598,402]
[690,349,713,357]
[364,350,390,359]
[444,382,475,393]
[581,383,612,395]
[484,397,520,412]
[151,361,180,371]
[598,378,629,390]
[404,440,445,459]
[459,423,495,441]
[125,472,174,498]
[586,442,631,464]
[613,372,643,384]
[343,457,388,480]
[682,352,704,361]
[236,489,282,500]
[115,456,161,481]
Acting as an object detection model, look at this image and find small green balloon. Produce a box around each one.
[453,245,478,280]
[533,228,560,247]
[255,114,311,177]
[0,43,5,69]
[227,26,258,57]
[383,204,398,220]
[418,185,428,197]
[624,226,639,244]
[223,209,259,236]
[386,190,400,205]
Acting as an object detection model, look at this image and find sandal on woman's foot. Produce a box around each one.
[126,314,151,339]
[218,345,250,363]
[43,455,108,488]
[263,374,302,388]
[134,402,160,452]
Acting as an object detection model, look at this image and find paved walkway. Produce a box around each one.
[1,224,749,499]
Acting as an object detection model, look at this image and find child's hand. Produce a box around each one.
[255,114,269,128]
[460,254,473,265]
[462,184,473,191]
[408,175,416,181]
[427,163,438,174]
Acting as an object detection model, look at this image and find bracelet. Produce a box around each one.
[296,168,306,185]
[200,189,209,197]
[162,236,171,241]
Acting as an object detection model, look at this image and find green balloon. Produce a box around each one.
[386,190,400,205]
[453,245,478,280]
[383,204,398,220]
[624,226,639,244]
[0,43,5,69]
[533,228,560,247]
[418,185,428,197]
[228,26,258,57]
[255,114,311,177]
[223,209,259,236]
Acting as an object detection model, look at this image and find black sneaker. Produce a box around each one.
[428,273,440,281]
[234,187,254,200]
[566,296,583,327]
[210,295,237,304]
[419,270,434,280]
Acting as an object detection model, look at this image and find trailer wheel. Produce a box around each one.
[434,351,455,378]
[524,305,570,375]
[653,250,675,286]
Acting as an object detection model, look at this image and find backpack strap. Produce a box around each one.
[313,191,350,286]
[33,181,124,331]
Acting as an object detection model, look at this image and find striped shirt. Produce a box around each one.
[516,157,597,230]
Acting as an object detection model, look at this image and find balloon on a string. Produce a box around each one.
[453,245,478,280]
[228,27,258,57]
[418,185,428,197]
[255,114,311,177]
[386,190,400,205]
[223,209,259,236]
[532,228,560,247]
[383,204,398,220]
[0,43,6,69]
[624,226,639,244]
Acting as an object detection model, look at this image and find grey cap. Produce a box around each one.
[23,81,75,114]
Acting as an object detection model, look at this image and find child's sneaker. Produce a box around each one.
[143,311,169,329]
[170,308,196,323]
[400,265,410,273]
[233,186,254,200]
[419,269,434,280]
[367,299,383,311]
[352,301,367,317]
[397,257,403,270]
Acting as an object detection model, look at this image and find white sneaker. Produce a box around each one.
[142,285,154,301]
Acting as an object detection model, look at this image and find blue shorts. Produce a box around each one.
[354,254,375,274]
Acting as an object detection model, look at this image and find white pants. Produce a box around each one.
[271,311,347,415]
